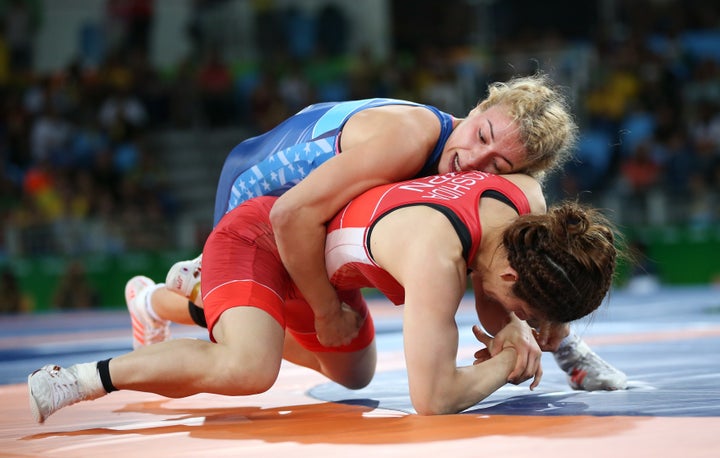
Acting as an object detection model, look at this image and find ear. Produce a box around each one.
[500,266,518,282]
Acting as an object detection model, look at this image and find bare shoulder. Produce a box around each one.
[342,104,442,148]
[498,173,547,214]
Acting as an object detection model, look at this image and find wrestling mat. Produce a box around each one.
[1,285,719,457]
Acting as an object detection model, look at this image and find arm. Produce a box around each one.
[470,272,542,389]
[467,175,547,384]
[371,207,516,415]
[270,106,441,347]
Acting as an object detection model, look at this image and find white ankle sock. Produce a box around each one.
[68,362,107,400]
[144,283,166,322]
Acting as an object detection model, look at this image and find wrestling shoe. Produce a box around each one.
[553,333,628,391]
[125,275,169,349]
[28,364,100,423]
[166,254,202,303]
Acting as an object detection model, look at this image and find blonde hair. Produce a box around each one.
[476,73,578,181]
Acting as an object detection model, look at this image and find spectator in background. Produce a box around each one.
[248,70,288,133]
[3,0,39,75]
[196,46,234,127]
[52,261,99,310]
[0,267,31,313]
[105,0,155,56]
[29,100,71,165]
[620,140,663,196]
[124,0,155,56]
[98,84,148,145]
[167,55,199,128]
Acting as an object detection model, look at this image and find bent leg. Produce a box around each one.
[282,330,377,390]
[151,286,196,325]
[281,290,377,390]
[111,306,285,397]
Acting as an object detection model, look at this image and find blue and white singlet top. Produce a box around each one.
[213,98,455,226]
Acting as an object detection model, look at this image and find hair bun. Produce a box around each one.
[504,200,618,323]
[552,205,589,237]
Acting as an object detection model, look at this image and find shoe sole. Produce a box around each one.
[165,259,201,297]
[28,371,45,423]
[125,276,155,349]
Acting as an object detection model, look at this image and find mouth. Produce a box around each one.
[453,154,461,173]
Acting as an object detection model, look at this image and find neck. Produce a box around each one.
[474,196,518,274]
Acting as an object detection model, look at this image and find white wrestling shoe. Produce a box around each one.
[125,275,169,349]
[553,333,628,391]
[28,364,101,423]
[166,254,202,303]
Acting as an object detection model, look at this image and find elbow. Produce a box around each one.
[268,198,294,233]
[410,380,494,416]
[410,390,460,416]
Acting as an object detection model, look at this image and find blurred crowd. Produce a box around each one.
[560,5,720,229]
[1,0,720,268]
[1,0,177,258]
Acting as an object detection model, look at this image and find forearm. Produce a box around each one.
[274,220,340,317]
[412,347,516,415]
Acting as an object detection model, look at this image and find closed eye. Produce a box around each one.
[495,157,514,174]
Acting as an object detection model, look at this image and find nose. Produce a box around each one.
[465,146,491,171]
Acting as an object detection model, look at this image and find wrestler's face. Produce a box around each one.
[478,261,540,328]
[438,105,526,175]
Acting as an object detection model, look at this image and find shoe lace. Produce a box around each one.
[51,372,81,407]
[144,318,170,342]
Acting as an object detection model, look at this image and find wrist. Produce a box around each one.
[313,297,343,319]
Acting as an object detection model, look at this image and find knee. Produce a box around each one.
[220,356,281,395]
[341,369,374,390]
[332,360,375,390]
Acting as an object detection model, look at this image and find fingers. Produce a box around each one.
[473,324,543,390]
[316,304,364,347]
[472,324,492,347]
[507,354,527,382]
[507,345,542,386]
[473,348,492,365]
[529,365,543,390]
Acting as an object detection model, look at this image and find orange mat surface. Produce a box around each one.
[2,287,720,457]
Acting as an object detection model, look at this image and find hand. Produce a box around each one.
[533,321,570,352]
[477,318,543,389]
[314,302,365,347]
[472,325,494,365]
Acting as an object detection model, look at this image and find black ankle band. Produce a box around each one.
[97,359,117,393]
[188,301,208,328]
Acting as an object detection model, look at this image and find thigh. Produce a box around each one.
[202,199,291,341]
[213,306,285,362]
[212,306,287,393]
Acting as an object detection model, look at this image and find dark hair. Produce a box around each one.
[503,201,618,323]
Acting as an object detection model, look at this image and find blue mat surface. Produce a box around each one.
[3,286,719,417]
[309,286,720,417]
